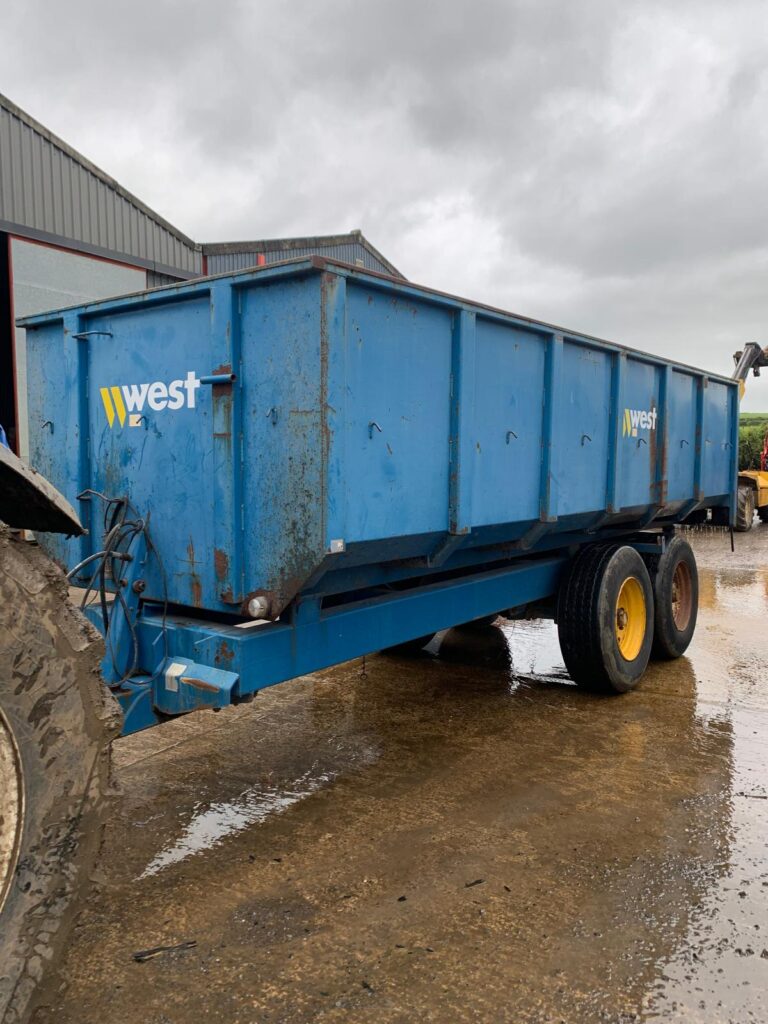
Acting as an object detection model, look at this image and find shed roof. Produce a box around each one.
[0,93,405,283]
[202,230,403,278]
[0,92,201,276]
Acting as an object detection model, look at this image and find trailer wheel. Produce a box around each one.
[0,529,119,1023]
[735,484,755,532]
[643,537,698,660]
[557,544,654,694]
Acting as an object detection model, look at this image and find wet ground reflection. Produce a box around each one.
[44,528,768,1023]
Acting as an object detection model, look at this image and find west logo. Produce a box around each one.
[622,407,658,438]
[100,371,201,428]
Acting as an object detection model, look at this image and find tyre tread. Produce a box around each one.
[644,536,698,660]
[0,528,119,1023]
[557,544,620,693]
[735,484,755,532]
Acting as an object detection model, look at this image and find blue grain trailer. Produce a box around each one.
[26,255,740,726]
[0,257,740,1015]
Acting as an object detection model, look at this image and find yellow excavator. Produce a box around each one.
[733,341,768,530]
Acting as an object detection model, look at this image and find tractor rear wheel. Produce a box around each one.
[735,484,755,532]
[0,529,118,1023]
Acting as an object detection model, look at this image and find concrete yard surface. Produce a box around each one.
[37,529,768,1023]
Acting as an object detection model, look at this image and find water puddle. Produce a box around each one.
[430,533,768,1020]
[499,617,571,684]
[432,617,569,687]
[56,528,768,1023]
[140,745,379,878]
[635,532,768,1020]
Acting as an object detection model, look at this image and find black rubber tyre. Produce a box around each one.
[0,529,119,1023]
[382,634,436,656]
[643,536,698,661]
[735,484,755,532]
[557,544,654,694]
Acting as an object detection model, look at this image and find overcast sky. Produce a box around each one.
[3,1,768,407]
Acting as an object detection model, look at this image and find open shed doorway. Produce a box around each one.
[0,234,16,452]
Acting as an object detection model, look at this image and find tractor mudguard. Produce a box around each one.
[0,444,82,535]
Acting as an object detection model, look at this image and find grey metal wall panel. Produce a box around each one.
[0,96,201,276]
[146,269,184,289]
[206,242,392,276]
[11,237,146,462]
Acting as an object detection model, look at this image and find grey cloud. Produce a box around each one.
[2,0,768,406]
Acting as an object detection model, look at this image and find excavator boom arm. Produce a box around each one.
[733,341,768,391]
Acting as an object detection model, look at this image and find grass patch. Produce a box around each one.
[739,413,768,470]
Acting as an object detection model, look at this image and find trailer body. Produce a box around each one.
[20,258,739,733]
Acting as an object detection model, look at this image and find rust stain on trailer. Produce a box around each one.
[658,415,669,505]
[320,273,332,463]
[214,548,229,581]
[648,397,668,506]
[186,537,203,608]
[180,676,220,694]
[648,398,658,501]
[389,296,418,317]
[215,640,235,665]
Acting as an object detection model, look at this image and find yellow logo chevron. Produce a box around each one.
[100,386,127,428]
[622,408,631,437]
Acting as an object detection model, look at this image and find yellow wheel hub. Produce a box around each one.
[615,576,646,661]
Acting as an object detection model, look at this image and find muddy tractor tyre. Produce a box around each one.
[557,544,654,694]
[643,537,698,661]
[735,484,755,532]
[0,529,119,1023]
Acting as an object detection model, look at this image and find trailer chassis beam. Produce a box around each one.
[88,553,568,736]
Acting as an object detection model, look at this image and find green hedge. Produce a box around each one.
[739,414,768,470]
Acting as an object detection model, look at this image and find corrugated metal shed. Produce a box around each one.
[147,269,186,289]
[0,93,201,278]
[203,231,404,278]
